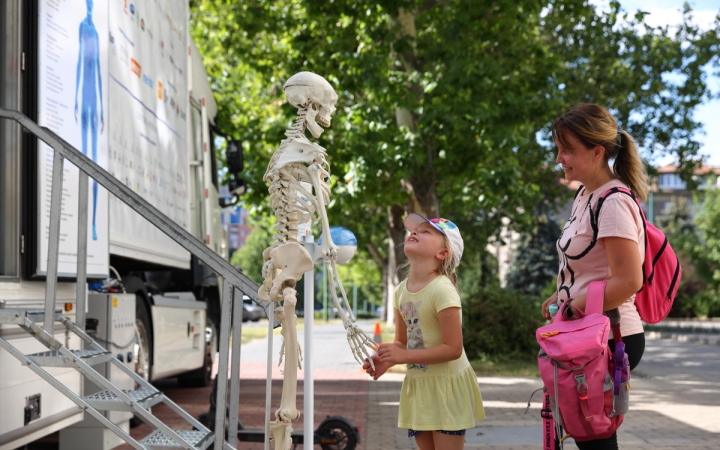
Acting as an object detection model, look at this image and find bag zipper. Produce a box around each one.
[647,237,668,284]
[666,256,680,300]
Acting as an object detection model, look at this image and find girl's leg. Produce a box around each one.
[414,431,435,450]
[575,432,618,450]
[432,431,465,450]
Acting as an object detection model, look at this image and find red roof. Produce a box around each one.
[657,164,720,175]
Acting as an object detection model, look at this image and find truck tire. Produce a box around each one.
[130,298,152,428]
[135,298,152,383]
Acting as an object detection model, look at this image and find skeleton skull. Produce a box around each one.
[283,72,338,138]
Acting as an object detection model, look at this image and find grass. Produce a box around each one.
[240,317,345,344]
[469,358,540,377]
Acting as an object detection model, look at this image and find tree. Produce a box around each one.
[230,212,275,283]
[190,0,720,314]
[505,204,562,297]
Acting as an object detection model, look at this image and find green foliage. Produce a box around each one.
[694,187,720,289]
[657,194,720,318]
[191,0,720,305]
[336,252,384,309]
[462,286,544,361]
[505,206,562,297]
[230,212,275,283]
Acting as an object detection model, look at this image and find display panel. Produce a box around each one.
[37,0,110,277]
[107,0,190,268]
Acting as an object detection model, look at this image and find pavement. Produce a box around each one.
[26,318,720,450]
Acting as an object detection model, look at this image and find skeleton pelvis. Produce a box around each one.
[262,242,313,301]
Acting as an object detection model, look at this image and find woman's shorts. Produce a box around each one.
[408,429,466,438]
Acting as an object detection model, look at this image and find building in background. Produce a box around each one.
[220,186,252,254]
[649,164,720,221]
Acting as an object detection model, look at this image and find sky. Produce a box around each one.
[591,0,720,166]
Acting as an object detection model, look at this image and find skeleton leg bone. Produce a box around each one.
[269,286,301,450]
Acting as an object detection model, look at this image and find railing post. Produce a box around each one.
[214,281,234,446]
[44,151,65,337]
[228,286,243,446]
[76,171,89,332]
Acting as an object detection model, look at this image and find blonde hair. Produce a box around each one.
[398,234,459,292]
[438,235,458,290]
[552,104,648,202]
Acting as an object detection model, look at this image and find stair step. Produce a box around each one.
[83,387,163,411]
[139,429,213,449]
[27,349,111,367]
[0,307,62,325]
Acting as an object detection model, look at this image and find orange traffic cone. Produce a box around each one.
[373,322,382,345]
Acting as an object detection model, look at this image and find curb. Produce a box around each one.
[646,331,720,346]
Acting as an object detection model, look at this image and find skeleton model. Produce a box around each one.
[258,72,377,450]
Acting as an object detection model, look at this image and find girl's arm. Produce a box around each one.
[363,308,407,380]
[565,236,643,312]
[378,307,463,365]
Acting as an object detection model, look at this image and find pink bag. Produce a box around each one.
[537,281,624,442]
[597,187,682,323]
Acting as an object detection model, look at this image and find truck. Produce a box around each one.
[0,1,246,448]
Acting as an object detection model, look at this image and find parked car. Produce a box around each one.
[243,296,267,321]
[242,302,263,322]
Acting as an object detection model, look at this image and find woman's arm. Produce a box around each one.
[567,236,643,312]
[377,307,463,365]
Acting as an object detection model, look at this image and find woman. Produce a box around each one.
[542,104,646,450]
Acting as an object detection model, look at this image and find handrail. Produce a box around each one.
[0,107,257,449]
[0,107,260,299]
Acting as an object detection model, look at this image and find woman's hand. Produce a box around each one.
[541,293,558,321]
[362,355,393,380]
[377,343,407,364]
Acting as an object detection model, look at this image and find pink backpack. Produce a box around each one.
[537,282,626,442]
[596,187,682,324]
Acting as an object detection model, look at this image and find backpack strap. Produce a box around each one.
[574,184,584,200]
[595,186,650,289]
[585,281,606,316]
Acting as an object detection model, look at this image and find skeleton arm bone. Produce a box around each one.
[324,259,378,366]
[308,163,337,260]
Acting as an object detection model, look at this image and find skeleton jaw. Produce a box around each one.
[306,104,325,138]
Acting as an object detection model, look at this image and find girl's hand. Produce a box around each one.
[541,294,558,321]
[377,343,406,364]
[363,355,393,380]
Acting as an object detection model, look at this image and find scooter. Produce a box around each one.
[197,412,359,450]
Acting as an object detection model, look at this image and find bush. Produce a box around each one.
[680,290,720,319]
[462,286,544,361]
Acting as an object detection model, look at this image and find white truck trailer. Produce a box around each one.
[0,1,248,448]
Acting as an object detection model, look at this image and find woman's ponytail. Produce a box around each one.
[613,129,648,202]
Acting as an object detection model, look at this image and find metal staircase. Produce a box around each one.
[0,108,259,449]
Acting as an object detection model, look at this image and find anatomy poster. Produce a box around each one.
[107,0,190,268]
[37,0,109,278]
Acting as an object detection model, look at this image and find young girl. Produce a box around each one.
[363,213,485,450]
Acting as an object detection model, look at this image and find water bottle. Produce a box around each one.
[548,303,559,318]
[612,342,631,415]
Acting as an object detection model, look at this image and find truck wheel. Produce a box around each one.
[135,299,152,383]
[130,298,152,428]
[178,322,215,388]
[177,347,213,387]
[318,419,358,450]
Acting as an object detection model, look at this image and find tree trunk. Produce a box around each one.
[383,7,441,323]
